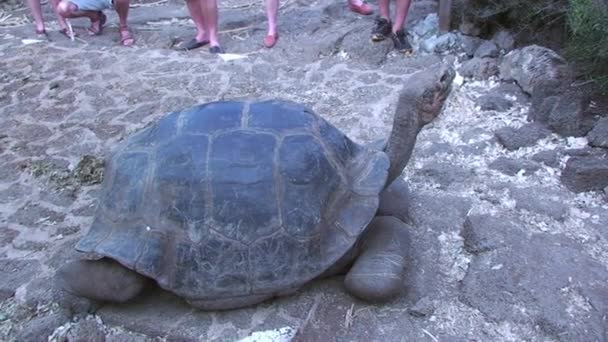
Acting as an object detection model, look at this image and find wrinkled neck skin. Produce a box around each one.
[384,96,423,188]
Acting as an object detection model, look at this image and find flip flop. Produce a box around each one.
[183,38,209,50]
[87,11,107,36]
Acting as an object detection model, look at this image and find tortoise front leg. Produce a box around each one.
[344,216,411,301]
[56,258,148,303]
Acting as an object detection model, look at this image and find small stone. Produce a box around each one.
[495,123,551,151]
[0,259,41,300]
[15,311,70,342]
[411,13,439,38]
[561,156,608,192]
[510,187,569,221]
[531,150,561,168]
[74,155,105,185]
[408,296,435,317]
[458,57,499,80]
[492,30,515,51]
[420,33,459,54]
[67,318,106,342]
[474,40,499,58]
[0,312,8,322]
[587,117,608,148]
[461,214,513,254]
[488,156,541,176]
[458,34,482,57]
[476,94,512,111]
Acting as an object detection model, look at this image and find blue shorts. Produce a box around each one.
[71,0,113,11]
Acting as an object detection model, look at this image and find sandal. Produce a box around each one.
[119,26,135,46]
[183,38,209,50]
[87,11,107,36]
[263,33,279,48]
[209,45,224,54]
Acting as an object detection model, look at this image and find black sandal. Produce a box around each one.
[183,38,209,50]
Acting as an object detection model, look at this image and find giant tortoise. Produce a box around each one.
[58,65,455,310]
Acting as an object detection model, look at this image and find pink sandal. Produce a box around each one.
[119,26,135,46]
[348,0,373,15]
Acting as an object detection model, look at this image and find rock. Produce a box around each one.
[341,26,392,66]
[476,94,512,111]
[411,13,439,38]
[420,33,459,54]
[492,30,515,52]
[458,34,482,57]
[74,155,105,185]
[15,277,55,309]
[473,40,499,58]
[489,82,529,103]
[499,45,571,94]
[458,20,480,36]
[408,296,435,317]
[494,123,551,151]
[488,156,541,176]
[66,318,106,342]
[529,89,594,137]
[461,214,516,254]
[531,150,561,168]
[416,162,473,189]
[510,187,569,221]
[561,156,608,192]
[0,259,41,300]
[15,311,70,342]
[0,227,19,248]
[458,57,499,80]
[460,234,608,341]
[587,117,608,148]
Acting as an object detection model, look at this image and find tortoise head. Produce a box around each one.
[383,64,455,186]
[397,64,455,126]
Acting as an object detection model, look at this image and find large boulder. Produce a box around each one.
[587,117,608,148]
[561,156,608,193]
[500,45,571,94]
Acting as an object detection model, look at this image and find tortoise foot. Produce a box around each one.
[344,216,411,301]
[56,258,148,303]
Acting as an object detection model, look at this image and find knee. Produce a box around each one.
[56,1,76,16]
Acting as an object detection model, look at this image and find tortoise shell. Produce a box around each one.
[76,100,389,302]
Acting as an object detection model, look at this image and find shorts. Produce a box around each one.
[71,0,113,11]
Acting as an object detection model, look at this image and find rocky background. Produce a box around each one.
[1,0,607,341]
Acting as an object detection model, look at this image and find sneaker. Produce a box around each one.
[391,29,413,54]
[371,17,391,42]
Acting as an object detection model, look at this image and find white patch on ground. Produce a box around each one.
[437,232,470,281]
[237,327,296,342]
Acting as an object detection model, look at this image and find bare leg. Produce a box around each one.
[263,0,279,47]
[113,0,134,45]
[56,259,148,303]
[56,1,103,33]
[200,0,222,51]
[391,0,412,33]
[186,0,208,42]
[49,0,69,32]
[26,0,46,32]
[344,216,411,301]
[378,0,390,19]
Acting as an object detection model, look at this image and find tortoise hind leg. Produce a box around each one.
[56,258,148,303]
[344,216,411,301]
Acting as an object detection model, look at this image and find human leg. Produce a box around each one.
[263,0,279,48]
[26,0,46,33]
[184,0,209,49]
[370,0,391,41]
[389,0,413,53]
[56,0,105,34]
[113,0,134,45]
[199,0,223,53]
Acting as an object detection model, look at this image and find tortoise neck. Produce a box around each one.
[384,97,422,187]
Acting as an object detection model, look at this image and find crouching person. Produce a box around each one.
[56,0,134,46]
